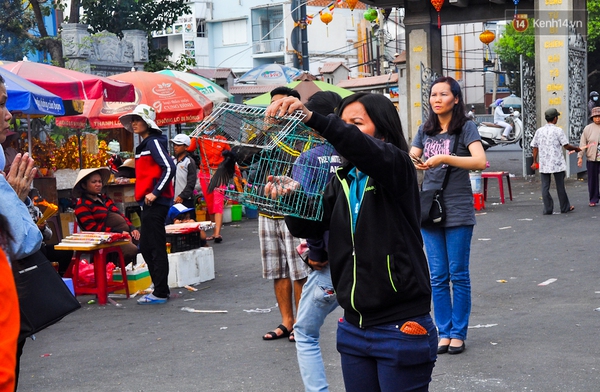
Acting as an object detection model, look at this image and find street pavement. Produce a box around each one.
[18,145,600,391]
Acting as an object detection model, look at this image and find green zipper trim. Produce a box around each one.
[387,255,397,292]
[338,169,370,328]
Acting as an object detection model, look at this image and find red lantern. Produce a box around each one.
[431,0,444,29]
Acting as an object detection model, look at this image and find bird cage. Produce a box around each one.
[189,103,334,220]
[230,126,334,221]
[189,102,307,149]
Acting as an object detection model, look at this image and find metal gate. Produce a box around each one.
[420,62,439,126]
[568,26,587,144]
[520,55,536,176]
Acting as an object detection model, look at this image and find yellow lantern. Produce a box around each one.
[479,30,496,61]
[346,0,359,25]
[479,30,496,45]
[320,11,333,36]
[320,11,333,25]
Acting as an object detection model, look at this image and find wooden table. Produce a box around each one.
[58,241,131,305]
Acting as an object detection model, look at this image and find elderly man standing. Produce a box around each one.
[530,108,581,215]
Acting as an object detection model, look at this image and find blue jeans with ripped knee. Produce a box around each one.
[294,266,339,392]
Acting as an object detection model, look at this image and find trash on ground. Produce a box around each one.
[181,307,227,313]
[498,226,512,230]
[183,298,196,301]
[538,278,557,286]
[517,218,533,221]
[184,285,198,292]
[478,238,491,241]
[107,298,123,307]
[496,280,507,283]
[469,324,498,329]
[243,304,278,313]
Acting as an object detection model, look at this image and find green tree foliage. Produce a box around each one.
[80,0,194,70]
[0,0,53,61]
[494,21,535,95]
[588,0,600,52]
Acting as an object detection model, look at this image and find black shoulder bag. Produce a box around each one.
[420,135,459,227]
[13,250,81,339]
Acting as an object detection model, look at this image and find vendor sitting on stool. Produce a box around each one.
[73,167,140,264]
[167,203,207,247]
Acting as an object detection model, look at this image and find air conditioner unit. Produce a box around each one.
[256,42,267,53]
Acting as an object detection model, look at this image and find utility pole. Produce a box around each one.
[300,1,309,71]
[291,0,309,71]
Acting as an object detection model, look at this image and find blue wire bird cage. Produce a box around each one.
[189,103,334,221]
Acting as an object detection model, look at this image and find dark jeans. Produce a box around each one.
[586,160,600,204]
[337,315,437,392]
[541,171,570,214]
[140,203,170,298]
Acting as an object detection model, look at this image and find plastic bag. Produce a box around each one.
[78,259,115,285]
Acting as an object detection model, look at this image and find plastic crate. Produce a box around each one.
[166,231,201,253]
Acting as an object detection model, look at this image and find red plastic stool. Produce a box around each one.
[481,171,513,204]
[63,243,130,305]
[473,193,485,210]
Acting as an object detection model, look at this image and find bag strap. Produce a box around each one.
[440,135,460,191]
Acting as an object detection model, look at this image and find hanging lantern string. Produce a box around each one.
[430,0,444,29]
[346,0,359,26]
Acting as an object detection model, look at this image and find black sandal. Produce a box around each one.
[262,324,290,340]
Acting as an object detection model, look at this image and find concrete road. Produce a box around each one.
[18,153,600,391]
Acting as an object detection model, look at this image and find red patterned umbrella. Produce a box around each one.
[1,61,134,102]
[55,71,213,129]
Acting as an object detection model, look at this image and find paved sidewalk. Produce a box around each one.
[18,147,600,391]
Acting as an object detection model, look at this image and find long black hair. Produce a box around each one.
[422,76,468,136]
[337,92,408,152]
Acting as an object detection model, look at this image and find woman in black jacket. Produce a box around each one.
[266,93,437,392]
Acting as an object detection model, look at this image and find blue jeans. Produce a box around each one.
[336,315,437,392]
[421,225,473,341]
[294,266,339,392]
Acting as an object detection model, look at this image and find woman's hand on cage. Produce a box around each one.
[265,97,312,122]
[264,175,301,199]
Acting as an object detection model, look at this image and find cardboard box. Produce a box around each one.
[114,266,152,294]
[59,212,76,237]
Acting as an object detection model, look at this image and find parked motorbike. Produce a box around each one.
[477,111,523,150]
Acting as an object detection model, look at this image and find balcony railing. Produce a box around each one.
[253,39,285,54]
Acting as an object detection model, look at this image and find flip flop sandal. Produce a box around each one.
[262,324,290,340]
[214,235,223,243]
[206,236,215,241]
[288,330,295,343]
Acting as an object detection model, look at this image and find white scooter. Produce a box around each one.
[477,111,523,150]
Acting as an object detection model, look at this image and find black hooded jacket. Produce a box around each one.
[285,113,431,328]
